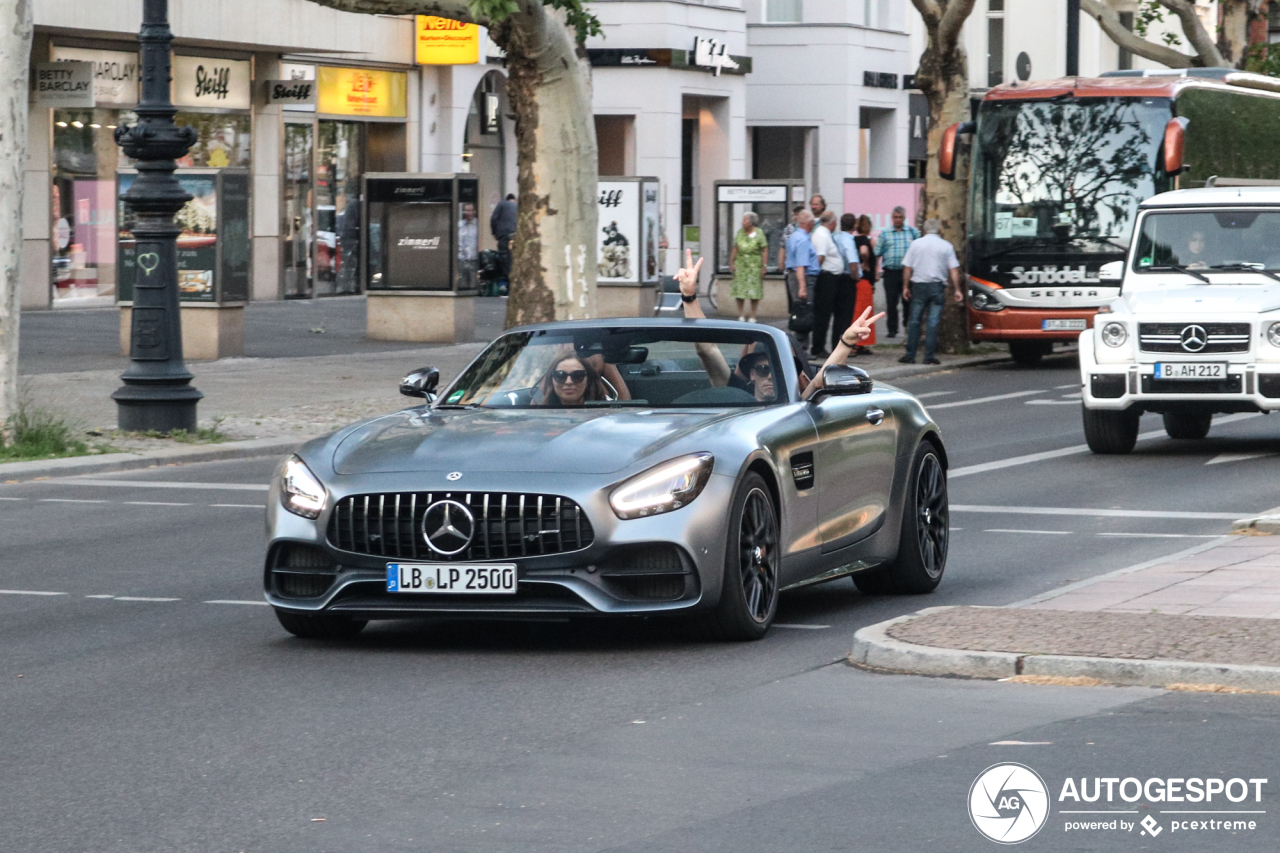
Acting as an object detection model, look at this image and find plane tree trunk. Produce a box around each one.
[0,0,33,440]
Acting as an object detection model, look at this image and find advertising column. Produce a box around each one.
[595,177,661,318]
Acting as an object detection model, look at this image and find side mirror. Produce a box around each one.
[400,366,440,400]
[1097,260,1124,283]
[811,364,873,401]
[1161,117,1189,176]
[938,121,973,181]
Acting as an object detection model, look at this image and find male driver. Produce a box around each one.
[875,205,921,338]
[785,210,820,351]
[809,210,847,358]
[490,193,517,282]
[898,218,963,365]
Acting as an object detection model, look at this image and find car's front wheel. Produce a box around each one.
[1162,409,1212,440]
[1082,406,1140,454]
[275,609,367,640]
[705,472,779,641]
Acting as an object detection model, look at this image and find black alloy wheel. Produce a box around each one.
[1082,406,1140,454]
[912,451,949,583]
[856,442,948,594]
[706,472,779,640]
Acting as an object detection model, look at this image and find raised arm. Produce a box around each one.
[676,250,732,386]
[802,306,885,400]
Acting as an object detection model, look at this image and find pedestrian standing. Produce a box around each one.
[832,213,864,353]
[778,204,804,274]
[728,211,768,322]
[853,214,878,353]
[898,218,964,365]
[490,192,517,284]
[809,210,847,358]
[785,210,819,351]
[874,205,921,339]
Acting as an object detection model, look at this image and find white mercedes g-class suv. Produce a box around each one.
[1080,186,1280,454]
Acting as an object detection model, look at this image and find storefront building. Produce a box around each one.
[24,0,418,319]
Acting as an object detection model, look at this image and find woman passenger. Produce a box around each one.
[538,354,605,407]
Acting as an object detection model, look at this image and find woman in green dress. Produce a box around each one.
[728,211,768,322]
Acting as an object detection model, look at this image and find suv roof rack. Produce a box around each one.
[1100,68,1235,78]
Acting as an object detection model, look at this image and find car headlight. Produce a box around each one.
[280,455,326,519]
[1100,322,1128,348]
[610,453,714,520]
[1267,322,1280,348]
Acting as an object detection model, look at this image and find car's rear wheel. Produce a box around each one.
[1082,406,1140,454]
[275,609,367,640]
[705,473,779,641]
[854,443,948,595]
[1162,409,1212,440]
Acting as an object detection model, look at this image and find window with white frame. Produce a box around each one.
[987,0,1005,88]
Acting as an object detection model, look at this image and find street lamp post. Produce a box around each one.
[111,0,202,432]
[1066,0,1081,77]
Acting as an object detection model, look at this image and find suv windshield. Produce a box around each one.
[971,97,1172,251]
[1133,210,1280,276]
[441,328,788,409]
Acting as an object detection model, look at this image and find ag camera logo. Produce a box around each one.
[969,763,1050,844]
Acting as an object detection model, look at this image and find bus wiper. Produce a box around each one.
[1209,263,1280,283]
[982,238,1063,259]
[1146,264,1211,283]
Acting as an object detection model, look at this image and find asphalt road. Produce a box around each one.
[3,352,1279,851]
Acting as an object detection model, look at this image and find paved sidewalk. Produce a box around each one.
[851,535,1280,690]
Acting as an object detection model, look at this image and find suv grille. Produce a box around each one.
[1138,322,1250,354]
[326,492,594,561]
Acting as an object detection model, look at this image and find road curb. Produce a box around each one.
[1231,504,1280,534]
[0,437,302,481]
[849,607,1280,691]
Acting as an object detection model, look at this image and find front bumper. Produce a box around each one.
[264,472,739,619]
[969,304,1099,342]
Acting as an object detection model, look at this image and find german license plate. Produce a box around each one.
[387,563,517,594]
[1042,318,1088,331]
[1153,362,1226,379]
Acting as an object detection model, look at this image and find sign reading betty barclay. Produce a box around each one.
[316,67,408,118]
[32,61,94,108]
[172,56,251,111]
[50,46,139,106]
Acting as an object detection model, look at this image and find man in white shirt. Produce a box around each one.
[809,210,848,358]
[899,218,964,365]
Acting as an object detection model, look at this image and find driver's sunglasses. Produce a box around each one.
[750,363,773,378]
[552,369,588,384]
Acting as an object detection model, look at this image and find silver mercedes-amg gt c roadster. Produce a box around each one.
[264,318,949,640]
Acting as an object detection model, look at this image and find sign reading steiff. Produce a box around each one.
[32,62,94,108]
[265,79,316,107]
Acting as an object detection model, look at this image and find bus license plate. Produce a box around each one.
[387,563,517,594]
[1042,319,1088,331]
[1153,362,1226,380]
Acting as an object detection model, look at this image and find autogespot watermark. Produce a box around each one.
[968,764,1268,844]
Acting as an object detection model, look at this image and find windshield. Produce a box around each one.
[441,328,788,409]
[971,97,1173,251]
[1133,210,1280,276]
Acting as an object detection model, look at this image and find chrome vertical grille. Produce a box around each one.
[326,491,594,561]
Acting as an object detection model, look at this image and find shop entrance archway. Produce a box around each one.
[462,70,513,255]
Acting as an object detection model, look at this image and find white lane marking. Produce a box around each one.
[952,504,1247,520]
[0,589,67,596]
[990,740,1053,745]
[1025,400,1079,406]
[912,391,957,400]
[210,503,265,509]
[772,623,831,630]
[1097,532,1223,539]
[1206,451,1278,465]
[984,528,1072,535]
[928,390,1047,410]
[1055,383,1080,389]
[0,497,25,501]
[112,596,181,602]
[85,595,115,599]
[125,501,193,507]
[205,599,270,606]
[39,498,107,504]
[950,412,1263,478]
[43,478,269,491]
[1061,392,1083,399]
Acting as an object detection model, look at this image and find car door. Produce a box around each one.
[808,386,900,552]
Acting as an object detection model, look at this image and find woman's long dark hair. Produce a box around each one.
[539,353,604,407]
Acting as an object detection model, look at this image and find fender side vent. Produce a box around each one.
[790,451,815,490]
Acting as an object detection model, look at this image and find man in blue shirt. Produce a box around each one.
[785,210,819,350]
[875,206,921,338]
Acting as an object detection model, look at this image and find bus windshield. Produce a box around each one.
[971,97,1173,252]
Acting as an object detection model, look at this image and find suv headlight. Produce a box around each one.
[1100,322,1128,348]
[610,453,714,519]
[1267,322,1280,348]
[280,455,326,519]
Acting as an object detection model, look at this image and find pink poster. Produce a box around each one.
[842,180,924,240]
[71,179,118,264]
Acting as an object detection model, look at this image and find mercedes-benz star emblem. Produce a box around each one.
[422,499,475,556]
[1180,324,1208,352]
[446,471,463,481]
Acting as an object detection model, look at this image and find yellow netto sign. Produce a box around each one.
[316,67,407,118]
[415,16,480,65]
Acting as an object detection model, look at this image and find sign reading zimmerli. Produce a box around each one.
[32,61,94,108]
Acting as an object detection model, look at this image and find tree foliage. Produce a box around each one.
[468,0,600,42]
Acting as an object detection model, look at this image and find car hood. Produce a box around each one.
[1121,283,1280,315]
[331,407,744,475]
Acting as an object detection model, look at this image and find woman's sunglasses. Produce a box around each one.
[552,369,588,384]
